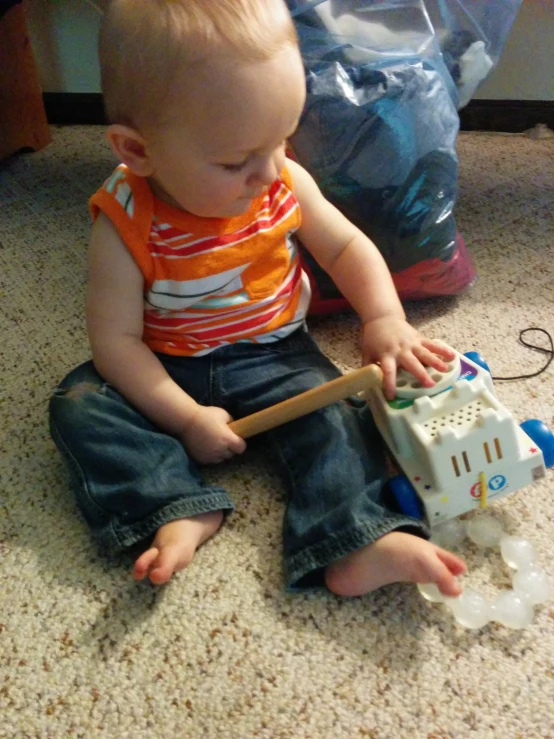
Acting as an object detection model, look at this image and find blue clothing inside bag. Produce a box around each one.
[292,58,459,272]
[286,0,521,302]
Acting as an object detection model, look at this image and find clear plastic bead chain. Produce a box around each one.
[418,513,551,629]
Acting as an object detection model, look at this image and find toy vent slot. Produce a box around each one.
[462,451,471,472]
[451,456,461,477]
[484,442,492,463]
[495,438,503,459]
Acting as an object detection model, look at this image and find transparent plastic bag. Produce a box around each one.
[426,0,523,108]
[286,0,521,309]
[287,0,522,111]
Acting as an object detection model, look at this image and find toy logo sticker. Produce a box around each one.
[470,474,507,498]
[470,482,482,498]
[489,474,507,492]
[458,359,479,381]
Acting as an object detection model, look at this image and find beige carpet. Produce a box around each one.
[0,126,553,739]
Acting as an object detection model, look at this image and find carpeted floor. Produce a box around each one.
[0,126,553,739]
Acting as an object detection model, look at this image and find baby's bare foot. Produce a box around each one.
[325,531,466,598]
[132,510,224,585]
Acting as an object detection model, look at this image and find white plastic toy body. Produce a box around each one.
[362,351,547,525]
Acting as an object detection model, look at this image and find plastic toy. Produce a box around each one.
[229,346,554,628]
[230,347,554,520]
[418,512,551,629]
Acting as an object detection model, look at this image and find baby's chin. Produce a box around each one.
[149,178,254,218]
[208,198,255,218]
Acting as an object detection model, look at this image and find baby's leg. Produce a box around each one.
[49,361,234,582]
[324,531,466,597]
[133,511,223,585]
[247,337,466,595]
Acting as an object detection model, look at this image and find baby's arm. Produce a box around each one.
[287,158,454,398]
[86,213,246,463]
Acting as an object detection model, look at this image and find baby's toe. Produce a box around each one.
[149,564,174,585]
[419,547,465,597]
[435,568,463,597]
[132,548,160,581]
[148,547,186,585]
[435,546,467,575]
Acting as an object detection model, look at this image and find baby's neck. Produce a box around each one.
[147,176,185,211]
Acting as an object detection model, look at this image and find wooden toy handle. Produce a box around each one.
[228,363,383,439]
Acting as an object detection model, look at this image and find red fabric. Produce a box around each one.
[304,232,476,315]
[393,233,476,302]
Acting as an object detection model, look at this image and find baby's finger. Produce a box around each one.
[227,433,247,455]
[398,352,435,388]
[213,450,232,463]
[379,355,398,399]
[421,339,456,361]
[413,345,450,373]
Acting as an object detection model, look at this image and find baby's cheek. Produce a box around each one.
[210,174,241,201]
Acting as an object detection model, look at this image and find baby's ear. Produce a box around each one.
[106,124,154,177]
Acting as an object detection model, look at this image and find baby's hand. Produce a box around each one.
[362,316,456,400]
[180,406,246,465]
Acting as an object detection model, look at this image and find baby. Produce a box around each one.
[49,0,466,595]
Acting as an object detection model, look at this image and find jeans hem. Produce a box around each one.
[284,515,430,591]
[98,490,235,554]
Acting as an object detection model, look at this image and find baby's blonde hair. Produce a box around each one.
[100,0,299,130]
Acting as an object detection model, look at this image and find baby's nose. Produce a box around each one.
[249,156,279,186]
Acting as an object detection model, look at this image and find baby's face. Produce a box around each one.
[145,44,307,218]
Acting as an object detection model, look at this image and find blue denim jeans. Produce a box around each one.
[49,328,429,589]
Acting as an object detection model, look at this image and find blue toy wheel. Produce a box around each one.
[463,351,491,374]
[388,475,424,520]
[520,419,554,468]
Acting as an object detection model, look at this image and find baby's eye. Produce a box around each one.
[221,161,248,172]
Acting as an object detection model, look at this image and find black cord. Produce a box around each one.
[491,328,553,381]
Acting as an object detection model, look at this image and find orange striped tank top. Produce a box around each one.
[90,164,311,356]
